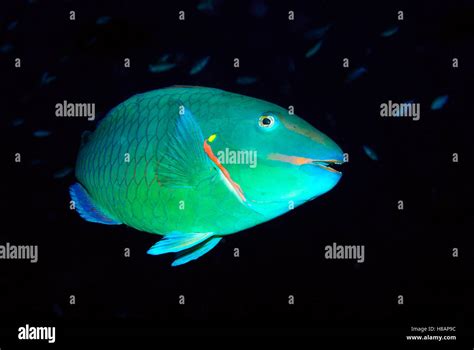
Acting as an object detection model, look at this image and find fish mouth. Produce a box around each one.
[267,153,344,174]
[311,159,344,174]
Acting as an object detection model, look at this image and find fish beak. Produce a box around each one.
[311,159,344,174]
[267,154,344,174]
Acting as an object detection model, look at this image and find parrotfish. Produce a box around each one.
[70,86,344,266]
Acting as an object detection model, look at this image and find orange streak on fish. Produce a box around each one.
[268,153,342,174]
[279,114,325,143]
[267,153,314,165]
[203,140,246,202]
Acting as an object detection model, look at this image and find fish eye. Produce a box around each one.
[258,115,275,128]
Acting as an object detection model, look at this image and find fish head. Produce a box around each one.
[204,94,344,217]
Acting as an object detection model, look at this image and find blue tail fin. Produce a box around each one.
[69,183,121,225]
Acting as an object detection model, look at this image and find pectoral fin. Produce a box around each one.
[147,232,221,266]
[155,102,214,188]
[172,237,222,266]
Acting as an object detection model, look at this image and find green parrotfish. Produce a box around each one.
[70,86,344,266]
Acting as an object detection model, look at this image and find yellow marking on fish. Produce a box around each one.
[208,134,217,143]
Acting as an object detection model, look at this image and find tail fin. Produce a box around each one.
[69,183,121,225]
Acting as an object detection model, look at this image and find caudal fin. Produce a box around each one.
[69,183,121,225]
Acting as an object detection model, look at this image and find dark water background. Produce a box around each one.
[1,0,473,341]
